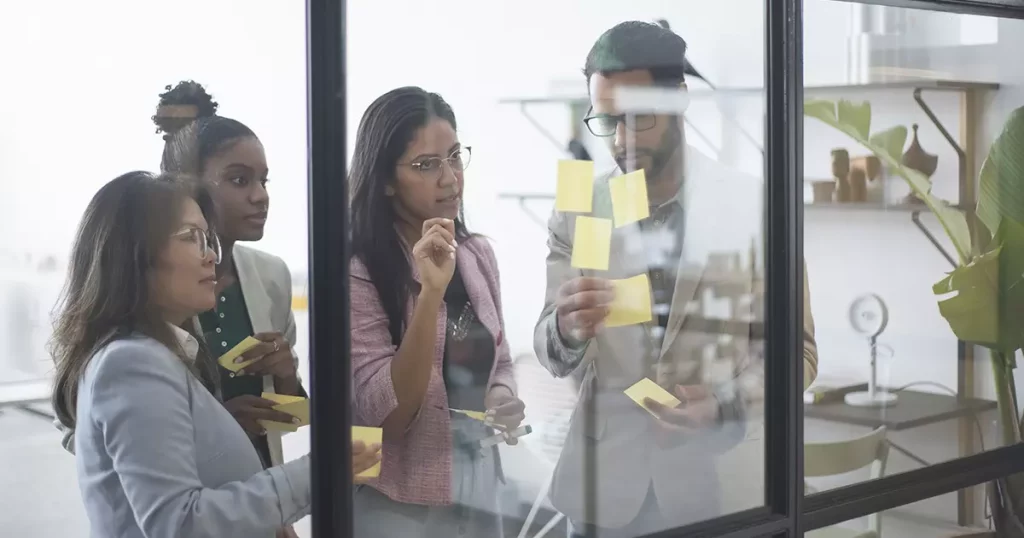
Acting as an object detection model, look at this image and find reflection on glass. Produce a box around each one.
[803,0,1022,530]
[347,2,787,536]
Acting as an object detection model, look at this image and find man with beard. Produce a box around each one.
[533,21,818,537]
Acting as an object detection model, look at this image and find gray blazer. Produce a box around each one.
[534,147,818,529]
[74,328,310,538]
[59,244,301,465]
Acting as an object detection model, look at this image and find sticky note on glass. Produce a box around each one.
[258,392,309,432]
[556,160,594,213]
[605,274,652,327]
[609,169,650,227]
[624,378,681,417]
[571,216,612,271]
[217,336,262,372]
[353,426,383,478]
[452,409,488,422]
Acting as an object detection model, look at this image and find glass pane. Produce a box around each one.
[0,1,312,536]
[810,485,994,537]
[803,0,1023,528]
[347,1,769,536]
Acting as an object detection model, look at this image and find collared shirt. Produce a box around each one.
[637,190,685,373]
[638,191,685,331]
[168,323,199,362]
[197,282,272,467]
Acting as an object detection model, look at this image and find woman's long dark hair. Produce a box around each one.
[349,87,470,346]
[50,171,220,429]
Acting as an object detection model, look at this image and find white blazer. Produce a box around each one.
[196,244,301,466]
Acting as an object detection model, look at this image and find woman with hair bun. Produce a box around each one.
[151,81,310,472]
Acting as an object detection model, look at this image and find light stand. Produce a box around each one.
[844,294,899,407]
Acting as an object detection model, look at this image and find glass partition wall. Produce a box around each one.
[306,0,1024,537]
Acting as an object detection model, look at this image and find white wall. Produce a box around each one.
[0,0,309,273]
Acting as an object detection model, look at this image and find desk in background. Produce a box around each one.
[805,383,995,431]
[805,383,997,527]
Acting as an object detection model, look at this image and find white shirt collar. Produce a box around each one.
[168,323,200,362]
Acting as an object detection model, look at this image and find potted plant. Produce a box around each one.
[805,99,1024,535]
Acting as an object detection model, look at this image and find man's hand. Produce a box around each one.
[484,385,526,445]
[555,277,615,344]
[644,385,720,435]
[235,332,298,385]
[223,394,299,437]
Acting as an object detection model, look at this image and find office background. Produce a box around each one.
[4,0,1024,536]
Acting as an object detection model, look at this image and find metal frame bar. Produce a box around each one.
[307,0,351,536]
[763,0,805,535]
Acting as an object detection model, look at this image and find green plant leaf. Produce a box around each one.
[978,106,1024,236]
[933,218,1024,353]
[804,99,836,123]
[804,99,972,264]
[837,100,871,140]
[868,126,907,162]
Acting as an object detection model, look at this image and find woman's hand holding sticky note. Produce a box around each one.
[353,426,383,480]
[217,336,263,372]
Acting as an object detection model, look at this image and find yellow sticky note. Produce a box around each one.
[609,170,650,227]
[556,160,595,213]
[624,378,681,417]
[217,336,262,372]
[353,426,384,478]
[452,409,488,422]
[571,216,612,271]
[258,392,309,432]
[605,274,652,327]
[262,393,306,406]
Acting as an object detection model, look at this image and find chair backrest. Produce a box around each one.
[805,426,888,477]
[805,426,888,536]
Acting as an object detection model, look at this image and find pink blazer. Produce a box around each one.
[349,235,517,506]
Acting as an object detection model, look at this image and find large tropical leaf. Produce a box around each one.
[932,218,1024,353]
[978,106,1024,236]
[804,99,972,264]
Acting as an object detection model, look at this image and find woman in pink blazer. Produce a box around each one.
[347,86,525,537]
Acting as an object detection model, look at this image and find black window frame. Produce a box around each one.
[304,1,1024,537]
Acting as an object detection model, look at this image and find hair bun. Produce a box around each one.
[152,80,219,137]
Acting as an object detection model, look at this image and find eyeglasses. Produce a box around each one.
[172,227,222,265]
[401,147,472,182]
[583,113,657,138]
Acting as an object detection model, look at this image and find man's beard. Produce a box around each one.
[615,124,683,180]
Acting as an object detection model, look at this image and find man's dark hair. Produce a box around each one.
[583,21,689,87]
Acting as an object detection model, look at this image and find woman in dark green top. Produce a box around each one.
[153,81,306,469]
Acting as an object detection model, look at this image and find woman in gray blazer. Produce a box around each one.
[50,171,378,538]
